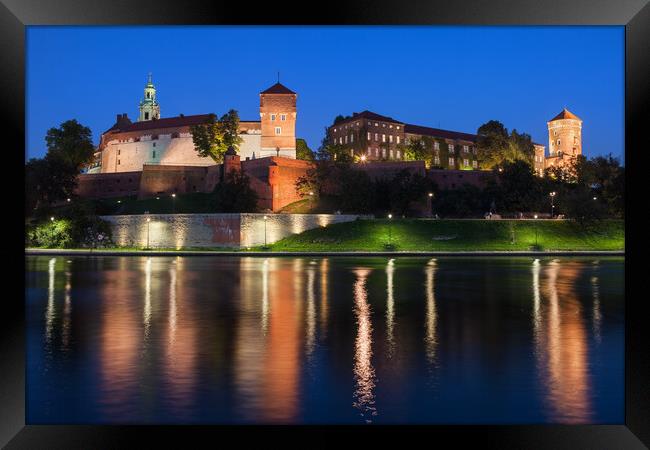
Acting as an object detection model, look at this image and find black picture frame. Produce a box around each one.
[4,0,648,447]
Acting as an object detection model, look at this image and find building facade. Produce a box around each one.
[328,108,583,176]
[327,110,481,170]
[88,78,297,174]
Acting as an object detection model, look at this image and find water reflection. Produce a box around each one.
[424,259,438,369]
[353,268,377,422]
[534,259,592,423]
[386,259,395,358]
[27,256,623,425]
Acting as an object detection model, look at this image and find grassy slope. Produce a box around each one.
[266,219,624,252]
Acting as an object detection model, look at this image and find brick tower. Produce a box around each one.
[259,82,297,158]
[546,108,582,167]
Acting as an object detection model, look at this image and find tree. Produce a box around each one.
[389,169,430,216]
[315,129,353,162]
[45,119,95,170]
[296,138,315,161]
[494,160,543,213]
[190,110,243,163]
[403,136,434,168]
[212,169,259,212]
[476,121,534,169]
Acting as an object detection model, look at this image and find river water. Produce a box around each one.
[25,255,624,424]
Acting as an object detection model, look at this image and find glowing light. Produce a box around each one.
[50,216,54,222]
[117,200,121,204]
[386,259,395,358]
[593,197,597,200]
[171,193,176,198]
[425,259,438,368]
[66,198,71,202]
[534,214,538,219]
[550,192,556,197]
[428,192,433,197]
[360,155,367,162]
[388,214,392,219]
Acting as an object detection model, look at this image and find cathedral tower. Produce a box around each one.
[138,73,160,122]
[259,81,297,158]
[547,108,582,160]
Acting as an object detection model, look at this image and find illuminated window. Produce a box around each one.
[396,150,401,159]
[449,157,455,166]
[389,135,393,143]
[396,136,400,144]
[472,160,478,168]
[375,133,378,141]
[389,149,393,159]
[339,137,343,144]
[396,126,400,130]
[464,158,469,166]
[344,135,348,144]
[449,144,455,153]
[367,148,371,155]
[382,148,386,158]
[463,145,469,153]
[351,134,354,143]
[434,142,440,150]
[367,132,371,140]
[275,127,282,135]
[434,156,440,165]
[382,134,386,142]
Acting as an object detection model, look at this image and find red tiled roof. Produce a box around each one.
[350,110,403,124]
[549,108,581,121]
[260,82,296,94]
[404,124,477,142]
[104,114,260,135]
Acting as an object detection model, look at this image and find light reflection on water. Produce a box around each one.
[26,256,624,424]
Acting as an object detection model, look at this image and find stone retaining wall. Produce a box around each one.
[102,213,365,249]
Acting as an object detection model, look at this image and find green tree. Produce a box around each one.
[213,169,259,212]
[476,121,534,169]
[389,169,430,216]
[296,138,315,161]
[403,137,434,167]
[45,119,95,170]
[190,110,243,163]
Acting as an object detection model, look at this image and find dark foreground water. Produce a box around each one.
[25,255,624,424]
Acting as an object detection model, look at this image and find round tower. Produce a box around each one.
[138,73,160,122]
[259,81,297,158]
[547,108,582,159]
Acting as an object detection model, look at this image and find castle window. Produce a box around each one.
[389,150,393,159]
[375,133,378,141]
[152,150,156,158]
[473,160,478,168]
[281,114,286,121]
[463,145,469,153]
[271,114,276,121]
[382,134,386,143]
[449,157,455,166]
[396,136,400,144]
[464,159,469,167]
[382,148,386,158]
[147,92,150,98]
[334,128,337,132]
[396,150,401,159]
[275,127,281,135]
[367,132,371,140]
[434,156,440,165]
[376,149,379,157]
[449,144,455,153]
[389,125,393,128]
[339,137,343,144]
[117,159,120,165]
[344,135,348,144]
[557,139,561,146]
[375,123,378,126]
[434,142,440,150]
[144,112,149,120]
[350,134,354,143]
[389,135,393,143]
[117,149,120,155]
[367,148,371,155]
[396,126,400,130]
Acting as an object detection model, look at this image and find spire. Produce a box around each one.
[147,72,153,86]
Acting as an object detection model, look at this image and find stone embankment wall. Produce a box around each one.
[101,213,364,249]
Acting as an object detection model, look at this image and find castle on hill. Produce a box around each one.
[87,75,297,174]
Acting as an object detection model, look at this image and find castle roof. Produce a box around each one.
[103,113,260,135]
[260,82,295,95]
[350,110,403,124]
[404,123,477,142]
[549,108,581,122]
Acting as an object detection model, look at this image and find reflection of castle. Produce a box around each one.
[88,75,297,174]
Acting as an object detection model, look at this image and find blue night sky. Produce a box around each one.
[26,26,624,163]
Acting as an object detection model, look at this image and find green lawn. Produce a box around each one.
[265,219,624,252]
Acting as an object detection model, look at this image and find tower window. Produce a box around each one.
[281,114,286,121]
[145,112,149,120]
[275,127,281,135]
[147,92,150,98]
[271,114,276,121]
[117,159,120,165]
[152,150,156,158]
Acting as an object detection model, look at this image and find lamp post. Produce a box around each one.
[549,191,556,218]
[172,193,176,214]
[263,215,268,248]
[146,217,151,250]
[388,213,393,246]
[428,192,434,217]
[533,214,538,247]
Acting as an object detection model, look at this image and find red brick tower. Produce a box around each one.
[259,82,297,158]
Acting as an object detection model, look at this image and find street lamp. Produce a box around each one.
[172,193,176,214]
[50,216,54,222]
[533,214,538,247]
[360,154,367,163]
[549,191,556,218]
[387,213,393,246]
[263,215,268,248]
[593,196,597,201]
[428,192,434,217]
[66,198,71,203]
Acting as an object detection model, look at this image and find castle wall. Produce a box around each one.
[75,171,142,198]
[427,169,489,190]
[101,213,365,248]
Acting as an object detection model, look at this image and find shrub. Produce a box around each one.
[28,219,74,248]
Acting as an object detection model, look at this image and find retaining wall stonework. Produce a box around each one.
[101,213,364,249]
